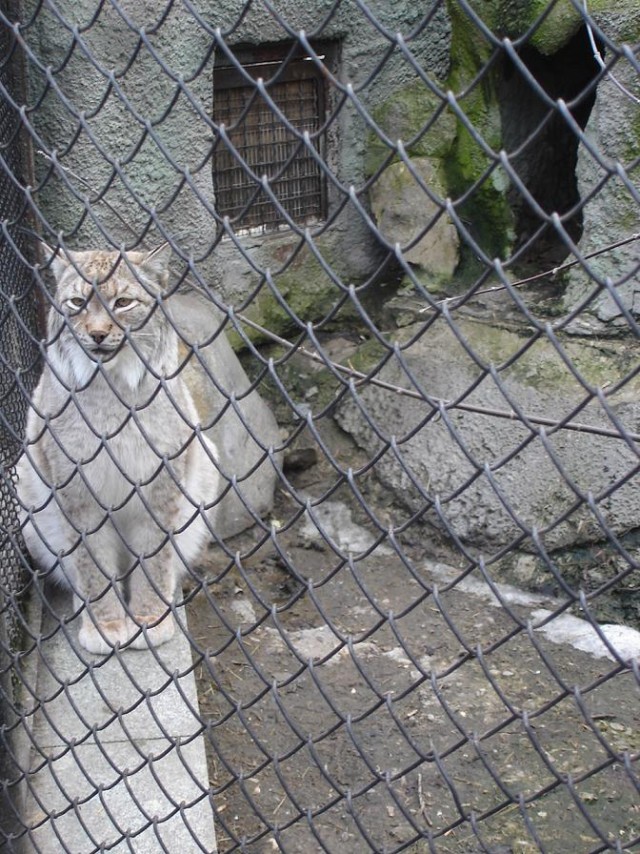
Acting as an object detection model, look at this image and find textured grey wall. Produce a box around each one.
[21,1,640,319]
[22,0,451,307]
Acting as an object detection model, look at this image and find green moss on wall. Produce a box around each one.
[461,0,639,54]
[444,0,515,261]
[365,1,518,271]
[453,316,640,395]
[227,244,359,349]
[365,82,457,178]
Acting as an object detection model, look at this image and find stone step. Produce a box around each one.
[19,586,216,853]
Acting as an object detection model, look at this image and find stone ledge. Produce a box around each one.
[19,586,216,853]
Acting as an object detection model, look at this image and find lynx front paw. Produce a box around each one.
[78,617,134,655]
[128,613,176,650]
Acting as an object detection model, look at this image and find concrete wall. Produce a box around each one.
[22,0,451,324]
[20,1,640,327]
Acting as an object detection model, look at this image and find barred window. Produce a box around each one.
[213,43,328,234]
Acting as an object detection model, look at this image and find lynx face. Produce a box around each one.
[47,246,173,389]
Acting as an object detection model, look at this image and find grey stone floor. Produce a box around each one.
[18,587,216,853]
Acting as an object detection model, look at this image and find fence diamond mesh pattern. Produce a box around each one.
[0,0,639,852]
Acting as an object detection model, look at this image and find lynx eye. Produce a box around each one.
[66,297,85,310]
[114,297,136,310]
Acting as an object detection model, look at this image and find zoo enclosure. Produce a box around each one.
[1,0,640,852]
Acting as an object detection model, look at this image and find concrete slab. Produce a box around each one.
[21,587,216,853]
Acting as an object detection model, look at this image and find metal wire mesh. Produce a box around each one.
[0,0,639,852]
[0,9,41,838]
[0,0,39,632]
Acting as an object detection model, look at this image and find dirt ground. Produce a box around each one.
[185,421,640,854]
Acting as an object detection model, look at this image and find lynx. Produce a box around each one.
[17,244,221,654]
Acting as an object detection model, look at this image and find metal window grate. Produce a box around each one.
[213,46,326,233]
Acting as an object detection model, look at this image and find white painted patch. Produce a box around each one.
[428,562,640,663]
[230,598,257,625]
[430,563,552,609]
[300,499,392,555]
[382,648,414,668]
[531,609,640,662]
[263,625,381,664]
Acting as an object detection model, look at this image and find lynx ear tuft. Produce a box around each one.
[138,243,172,285]
[40,242,74,283]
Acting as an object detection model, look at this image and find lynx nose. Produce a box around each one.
[89,330,108,345]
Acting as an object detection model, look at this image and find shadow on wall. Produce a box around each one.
[497,24,602,267]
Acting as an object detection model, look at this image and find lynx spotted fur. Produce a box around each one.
[17,245,220,654]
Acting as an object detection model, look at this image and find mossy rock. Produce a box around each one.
[365,81,457,178]
[454,316,640,395]
[459,0,639,54]
[226,244,360,350]
[531,0,639,52]
[370,157,460,283]
[366,37,514,266]
[444,0,515,259]
[337,315,640,551]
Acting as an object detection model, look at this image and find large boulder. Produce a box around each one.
[336,315,640,552]
[369,158,460,282]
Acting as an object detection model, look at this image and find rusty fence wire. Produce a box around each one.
[1,0,639,852]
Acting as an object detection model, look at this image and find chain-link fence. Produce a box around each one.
[1,0,639,852]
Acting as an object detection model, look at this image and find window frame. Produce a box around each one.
[212,41,330,236]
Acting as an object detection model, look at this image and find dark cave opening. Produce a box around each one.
[498,24,603,268]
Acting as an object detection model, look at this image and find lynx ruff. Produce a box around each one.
[17,245,220,654]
